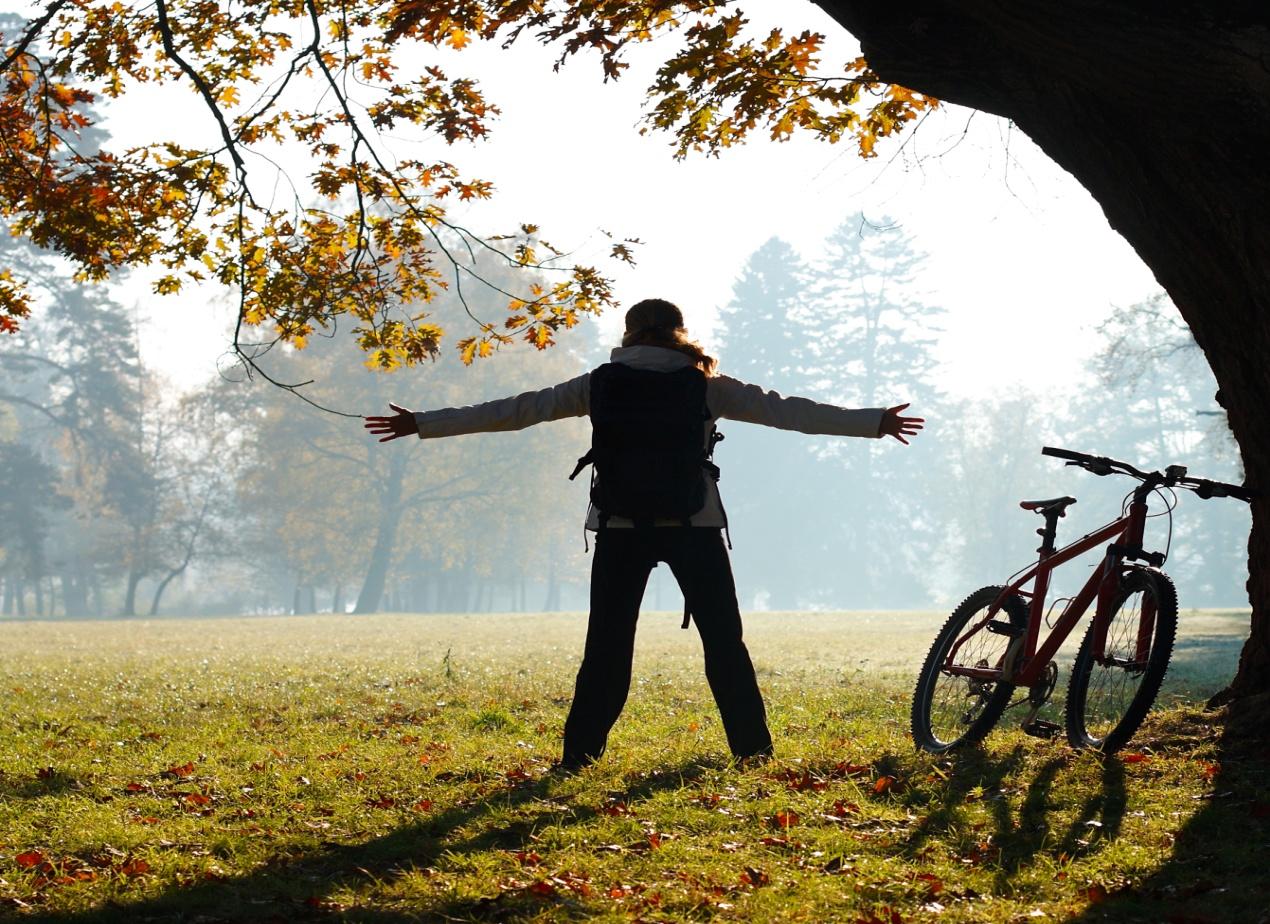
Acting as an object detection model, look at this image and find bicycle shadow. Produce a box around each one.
[903,741,1128,882]
[19,757,723,924]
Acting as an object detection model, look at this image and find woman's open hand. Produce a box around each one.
[881,403,924,445]
[364,403,418,442]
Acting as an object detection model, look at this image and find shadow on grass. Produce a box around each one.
[21,758,724,924]
[901,740,1128,887]
[1064,703,1270,924]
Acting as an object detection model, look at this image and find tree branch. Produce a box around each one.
[0,0,68,73]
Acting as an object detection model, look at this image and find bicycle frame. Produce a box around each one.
[944,496,1155,688]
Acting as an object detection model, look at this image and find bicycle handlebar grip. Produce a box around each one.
[1041,446,1088,462]
[1185,477,1256,502]
[1227,483,1257,502]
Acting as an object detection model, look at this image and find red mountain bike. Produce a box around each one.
[912,446,1254,755]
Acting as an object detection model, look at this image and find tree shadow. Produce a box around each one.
[21,758,723,924]
[1063,701,1270,923]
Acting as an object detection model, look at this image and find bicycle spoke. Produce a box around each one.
[927,614,1011,746]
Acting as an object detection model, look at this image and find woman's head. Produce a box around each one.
[621,298,717,375]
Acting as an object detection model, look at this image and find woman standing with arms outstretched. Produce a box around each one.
[366,298,923,770]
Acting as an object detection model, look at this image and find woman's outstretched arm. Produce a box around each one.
[364,374,590,443]
[707,376,923,443]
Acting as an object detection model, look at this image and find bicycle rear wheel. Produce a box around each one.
[912,586,1027,753]
[1065,569,1178,753]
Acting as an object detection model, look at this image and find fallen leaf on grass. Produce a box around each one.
[15,850,45,869]
[914,872,943,894]
[117,858,150,877]
[873,775,898,795]
[835,761,872,778]
[365,795,395,809]
[164,762,195,779]
[739,866,769,887]
[771,809,800,829]
[822,855,853,874]
[830,799,860,818]
[514,850,542,866]
[1083,883,1109,903]
[412,798,433,812]
[1122,753,1150,764]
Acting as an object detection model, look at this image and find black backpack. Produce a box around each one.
[569,363,722,527]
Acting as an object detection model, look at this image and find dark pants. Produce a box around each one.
[562,527,773,765]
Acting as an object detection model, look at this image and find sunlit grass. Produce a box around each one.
[0,611,1264,922]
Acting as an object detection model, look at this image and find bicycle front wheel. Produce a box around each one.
[912,586,1027,753]
[1065,569,1178,753]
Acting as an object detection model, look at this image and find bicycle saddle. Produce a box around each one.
[1019,496,1077,515]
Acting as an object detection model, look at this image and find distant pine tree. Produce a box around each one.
[712,237,821,609]
[716,237,807,391]
[800,215,946,606]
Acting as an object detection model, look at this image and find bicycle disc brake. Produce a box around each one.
[960,659,996,725]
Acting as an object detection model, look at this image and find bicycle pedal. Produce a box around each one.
[1022,720,1063,739]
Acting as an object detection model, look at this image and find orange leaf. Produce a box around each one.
[118,858,151,877]
[771,809,800,829]
[1084,883,1109,903]
[15,850,44,869]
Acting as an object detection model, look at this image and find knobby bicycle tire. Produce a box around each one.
[1065,568,1178,753]
[912,586,1028,753]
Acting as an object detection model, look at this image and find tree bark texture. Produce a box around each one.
[818,0,1270,701]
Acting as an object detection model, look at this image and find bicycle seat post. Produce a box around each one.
[1037,510,1062,556]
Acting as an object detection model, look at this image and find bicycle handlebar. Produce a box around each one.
[1041,446,1255,503]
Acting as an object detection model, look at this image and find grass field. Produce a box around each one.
[1,610,1267,923]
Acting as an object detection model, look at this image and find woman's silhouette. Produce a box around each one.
[366,298,923,769]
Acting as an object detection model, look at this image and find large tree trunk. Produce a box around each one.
[819,0,1270,702]
[121,568,142,617]
[354,452,406,614]
[149,564,186,616]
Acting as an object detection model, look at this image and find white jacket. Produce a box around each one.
[413,345,885,529]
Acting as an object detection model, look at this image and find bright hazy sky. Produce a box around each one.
[11,1,1162,401]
